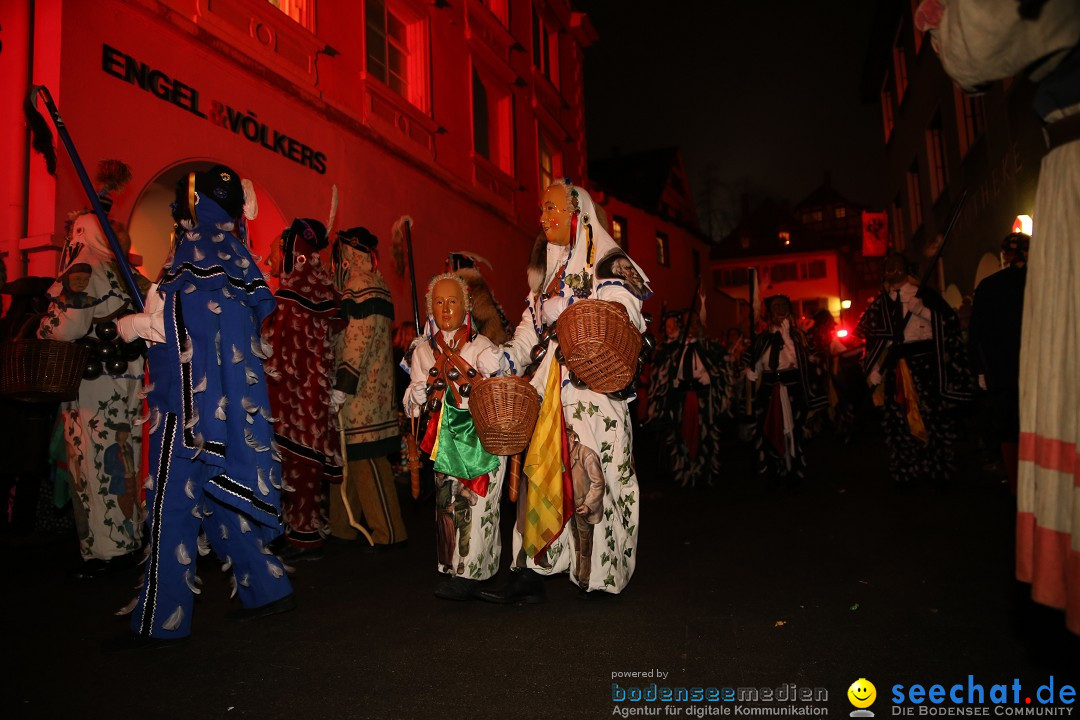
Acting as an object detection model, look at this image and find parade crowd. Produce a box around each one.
[0,160,1037,650]
[1,0,1078,647]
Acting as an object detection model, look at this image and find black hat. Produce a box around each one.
[195,165,244,219]
[764,294,793,312]
[282,218,328,274]
[1001,232,1030,254]
[336,226,378,252]
[171,166,244,224]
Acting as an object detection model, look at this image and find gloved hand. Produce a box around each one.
[329,389,347,414]
[869,369,882,387]
[541,295,570,326]
[117,311,165,344]
[409,381,429,405]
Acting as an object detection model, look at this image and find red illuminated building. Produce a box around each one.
[709,176,882,334]
[0,0,614,317]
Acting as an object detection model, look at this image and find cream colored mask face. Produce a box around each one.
[539,185,573,247]
[432,278,467,332]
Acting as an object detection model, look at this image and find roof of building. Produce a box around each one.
[589,147,681,211]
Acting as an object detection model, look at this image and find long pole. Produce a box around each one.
[28,86,144,311]
[404,219,421,336]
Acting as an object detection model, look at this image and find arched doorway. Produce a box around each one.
[126,160,286,285]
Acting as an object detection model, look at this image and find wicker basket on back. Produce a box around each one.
[556,299,641,394]
[469,376,540,455]
[0,316,90,402]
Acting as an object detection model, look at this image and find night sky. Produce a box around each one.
[576,0,887,234]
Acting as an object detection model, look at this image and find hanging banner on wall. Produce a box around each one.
[101,44,327,174]
[861,210,888,257]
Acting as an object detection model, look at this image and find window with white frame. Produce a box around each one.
[479,0,509,26]
[881,69,896,142]
[538,131,562,191]
[366,0,429,112]
[532,5,559,88]
[472,66,513,175]
[926,111,949,200]
[909,0,923,53]
[611,215,627,251]
[954,86,986,157]
[906,161,923,233]
[268,0,314,29]
[893,25,909,104]
[656,232,669,267]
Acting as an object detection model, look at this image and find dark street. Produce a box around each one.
[3,424,1077,720]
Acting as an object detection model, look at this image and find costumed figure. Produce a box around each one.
[647,305,729,487]
[739,295,827,482]
[37,161,147,577]
[114,166,294,646]
[917,0,1080,632]
[479,180,649,603]
[263,217,344,560]
[854,254,973,486]
[330,227,407,549]
[807,309,858,442]
[969,232,1029,495]
[404,273,504,600]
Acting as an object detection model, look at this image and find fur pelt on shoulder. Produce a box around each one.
[457,267,510,345]
[527,234,547,295]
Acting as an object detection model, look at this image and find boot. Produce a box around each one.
[475,569,545,604]
[434,576,480,601]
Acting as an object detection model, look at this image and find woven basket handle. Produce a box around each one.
[13,313,46,340]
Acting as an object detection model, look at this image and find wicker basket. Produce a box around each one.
[469,376,541,455]
[0,316,90,402]
[556,299,642,393]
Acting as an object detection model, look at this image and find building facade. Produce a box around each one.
[1,0,599,316]
[863,0,1047,301]
[710,179,879,335]
[588,148,733,336]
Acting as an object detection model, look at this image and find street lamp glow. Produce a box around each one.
[1013,214,1033,235]
[841,299,851,309]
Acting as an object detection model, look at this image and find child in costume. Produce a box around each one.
[404,273,504,600]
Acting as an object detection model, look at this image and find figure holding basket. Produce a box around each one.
[404,273,507,600]
[479,180,651,603]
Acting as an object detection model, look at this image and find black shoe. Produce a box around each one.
[225,593,297,622]
[278,544,325,562]
[69,553,138,582]
[475,569,546,604]
[363,540,408,554]
[434,576,480,601]
[577,587,612,601]
[102,633,189,652]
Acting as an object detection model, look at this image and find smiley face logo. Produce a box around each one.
[848,678,877,709]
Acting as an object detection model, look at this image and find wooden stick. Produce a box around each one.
[508,453,522,502]
[338,409,374,545]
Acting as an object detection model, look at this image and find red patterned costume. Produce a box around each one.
[263,218,344,553]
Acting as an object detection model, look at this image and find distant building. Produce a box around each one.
[1,0,598,316]
[589,147,735,335]
[709,176,879,334]
[862,0,1046,303]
